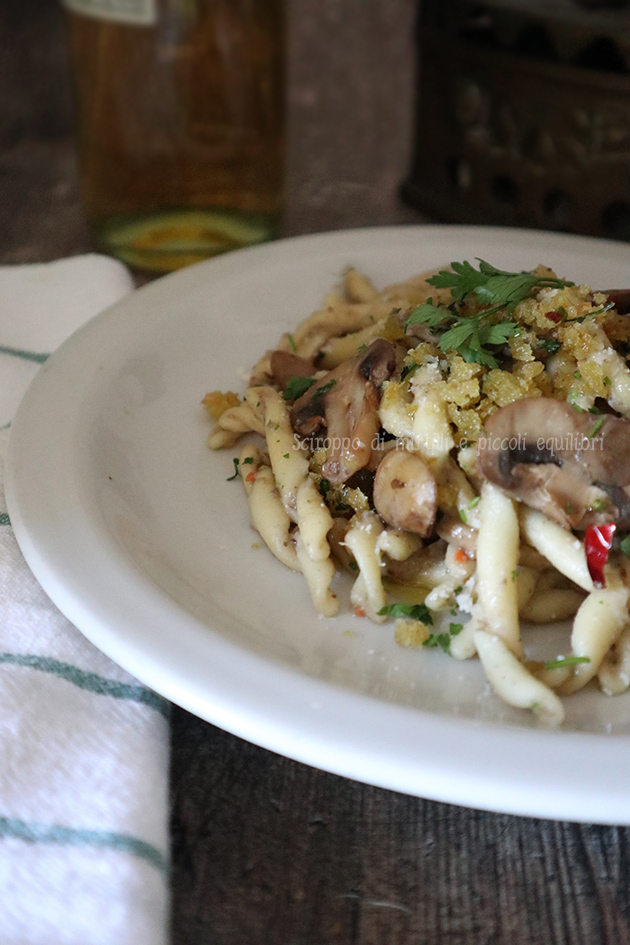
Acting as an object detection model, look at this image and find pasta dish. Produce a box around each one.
[203,258,630,725]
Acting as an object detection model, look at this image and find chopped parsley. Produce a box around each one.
[288,333,297,352]
[445,320,519,369]
[406,299,518,369]
[588,417,605,439]
[620,535,630,558]
[572,302,614,322]
[313,379,338,398]
[379,604,466,655]
[424,622,464,654]
[568,390,584,412]
[226,457,240,481]
[282,375,315,401]
[467,496,480,510]
[319,478,331,497]
[592,498,609,512]
[427,259,573,306]
[378,602,434,625]
[539,338,562,355]
[406,299,446,329]
[404,260,572,369]
[400,361,420,381]
[424,633,452,653]
[544,656,590,671]
[242,456,254,465]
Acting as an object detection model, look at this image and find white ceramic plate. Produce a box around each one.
[7,225,630,824]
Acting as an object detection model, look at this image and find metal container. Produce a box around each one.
[402,0,630,239]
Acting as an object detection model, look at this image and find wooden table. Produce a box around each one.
[3,2,630,942]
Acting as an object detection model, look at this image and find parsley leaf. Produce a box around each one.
[544,656,590,671]
[476,271,541,308]
[428,260,486,302]
[424,622,464,654]
[424,633,452,653]
[588,417,605,439]
[438,318,478,354]
[572,302,614,322]
[226,458,240,481]
[477,321,520,347]
[439,317,519,369]
[282,375,315,401]
[406,292,518,370]
[400,361,420,381]
[428,259,573,310]
[539,338,562,354]
[313,379,338,398]
[406,299,452,329]
[405,259,573,371]
[377,602,434,625]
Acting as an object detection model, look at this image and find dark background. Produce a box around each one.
[3,2,630,943]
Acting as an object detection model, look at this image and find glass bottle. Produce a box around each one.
[63,0,285,273]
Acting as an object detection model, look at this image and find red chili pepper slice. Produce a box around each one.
[545,310,564,323]
[584,522,616,588]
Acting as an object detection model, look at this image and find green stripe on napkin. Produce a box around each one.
[0,654,169,719]
[0,816,168,874]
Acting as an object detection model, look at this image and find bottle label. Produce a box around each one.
[62,0,157,26]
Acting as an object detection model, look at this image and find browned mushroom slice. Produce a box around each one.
[269,350,315,391]
[384,538,448,586]
[290,339,396,484]
[436,516,477,553]
[477,397,630,529]
[373,449,437,536]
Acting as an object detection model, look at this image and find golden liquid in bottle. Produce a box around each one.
[66,0,285,272]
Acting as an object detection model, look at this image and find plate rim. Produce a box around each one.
[7,223,630,824]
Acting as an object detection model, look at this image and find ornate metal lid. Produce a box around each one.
[403,0,630,239]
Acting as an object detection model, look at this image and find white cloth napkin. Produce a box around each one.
[0,256,170,944]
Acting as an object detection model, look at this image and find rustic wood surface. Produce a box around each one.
[2,1,630,943]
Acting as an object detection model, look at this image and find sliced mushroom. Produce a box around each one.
[373,449,437,536]
[290,339,396,484]
[269,350,315,391]
[436,516,478,554]
[384,538,448,587]
[477,397,630,529]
